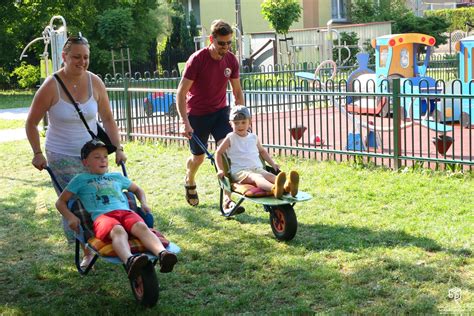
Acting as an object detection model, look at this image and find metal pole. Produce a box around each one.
[392,78,401,170]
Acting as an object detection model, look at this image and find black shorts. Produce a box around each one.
[188,107,232,155]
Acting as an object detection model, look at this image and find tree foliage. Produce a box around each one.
[158,2,197,73]
[351,0,448,48]
[261,0,301,35]
[11,63,40,89]
[425,7,474,32]
[0,0,167,85]
[351,0,409,23]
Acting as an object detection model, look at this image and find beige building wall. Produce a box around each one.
[199,0,305,35]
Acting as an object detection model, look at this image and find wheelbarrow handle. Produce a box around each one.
[45,166,64,192]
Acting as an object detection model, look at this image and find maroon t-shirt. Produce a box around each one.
[183,47,239,116]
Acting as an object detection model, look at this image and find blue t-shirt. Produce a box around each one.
[66,172,132,221]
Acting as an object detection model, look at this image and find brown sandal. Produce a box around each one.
[184,184,199,206]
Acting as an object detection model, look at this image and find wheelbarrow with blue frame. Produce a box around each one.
[45,162,180,307]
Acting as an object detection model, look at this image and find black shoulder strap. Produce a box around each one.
[53,73,96,139]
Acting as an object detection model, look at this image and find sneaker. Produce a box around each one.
[126,254,149,279]
[159,250,178,273]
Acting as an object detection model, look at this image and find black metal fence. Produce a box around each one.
[105,75,473,171]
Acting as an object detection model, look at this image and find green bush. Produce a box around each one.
[426,7,474,32]
[0,67,10,89]
[11,63,40,89]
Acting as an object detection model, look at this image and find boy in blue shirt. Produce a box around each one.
[56,140,177,279]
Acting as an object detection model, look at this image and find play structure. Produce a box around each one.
[20,15,67,77]
[435,35,474,128]
[192,134,312,241]
[45,163,180,307]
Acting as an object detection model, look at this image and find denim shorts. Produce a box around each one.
[188,107,232,155]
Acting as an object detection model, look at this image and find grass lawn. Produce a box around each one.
[0,119,25,130]
[0,91,34,110]
[0,139,472,314]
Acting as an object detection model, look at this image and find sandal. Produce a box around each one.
[159,250,178,273]
[223,199,245,216]
[184,184,199,207]
[126,254,149,279]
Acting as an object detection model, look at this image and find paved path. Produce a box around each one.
[0,107,29,120]
[0,107,29,143]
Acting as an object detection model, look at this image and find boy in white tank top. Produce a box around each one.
[215,105,299,199]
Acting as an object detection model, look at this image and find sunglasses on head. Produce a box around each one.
[64,32,89,46]
[216,40,232,46]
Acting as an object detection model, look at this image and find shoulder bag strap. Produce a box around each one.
[53,73,96,139]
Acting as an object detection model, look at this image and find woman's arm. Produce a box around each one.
[93,74,127,164]
[25,77,56,170]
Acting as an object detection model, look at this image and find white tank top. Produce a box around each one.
[227,132,263,174]
[45,72,98,156]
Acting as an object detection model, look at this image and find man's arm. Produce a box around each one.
[230,78,244,106]
[56,190,81,233]
[176,77,194,139]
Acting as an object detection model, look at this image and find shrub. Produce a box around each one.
[11,63,40,89]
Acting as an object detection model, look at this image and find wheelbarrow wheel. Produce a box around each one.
[130,261,159,307]
[269,204,297,241]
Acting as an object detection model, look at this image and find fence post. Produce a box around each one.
[124,77,131,141]
[392,78,401,170]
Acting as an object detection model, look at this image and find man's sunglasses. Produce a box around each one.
[216,40,232,46]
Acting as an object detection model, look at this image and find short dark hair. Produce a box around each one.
[210,20,233,38]
[81,139,107,159]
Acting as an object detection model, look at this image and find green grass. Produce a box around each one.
[0,119,25,130]
[0,90,34,110]
[0,140,472,314]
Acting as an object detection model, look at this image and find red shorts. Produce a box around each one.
[93,210,144,242]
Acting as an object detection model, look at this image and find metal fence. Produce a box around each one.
[106,76,473,171]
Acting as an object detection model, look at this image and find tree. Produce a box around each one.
[351,0,448,48]
[351,0,409,23]
[0,0,167,85]
[261,0,301,64]
[261,0,301,36]
[158,2,196,73]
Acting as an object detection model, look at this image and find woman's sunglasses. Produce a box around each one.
[64,32,89,48]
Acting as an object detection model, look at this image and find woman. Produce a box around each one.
[25,34,126,267]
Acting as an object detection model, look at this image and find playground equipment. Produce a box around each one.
[45,162,180,308]
[288,125,325,147]
[20,16,67,77]
[434,35,474,128]
[295,59,338,84]
[192,134,312,241]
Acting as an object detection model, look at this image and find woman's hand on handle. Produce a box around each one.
[115,149,127,165]
[32,153,47,171]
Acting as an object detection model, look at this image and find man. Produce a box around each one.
[177,19,244,214]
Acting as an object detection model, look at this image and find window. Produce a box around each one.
[332,0,348,21]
